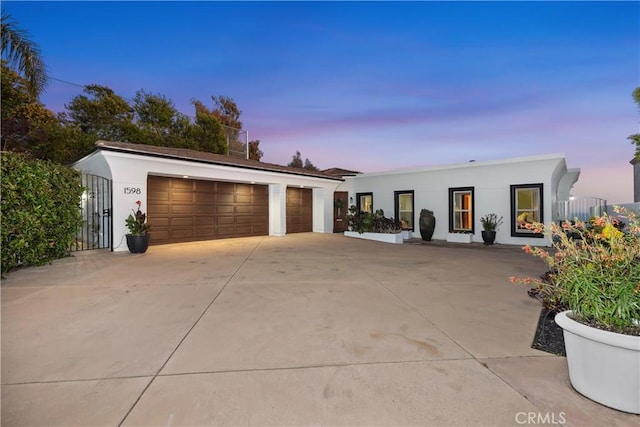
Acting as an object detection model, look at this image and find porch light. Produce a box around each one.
[182,175,189,179]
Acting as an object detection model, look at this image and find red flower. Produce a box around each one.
[136,200,141,207]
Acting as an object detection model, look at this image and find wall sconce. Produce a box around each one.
[349,196,353,204]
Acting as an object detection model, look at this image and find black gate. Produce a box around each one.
[73,173,112,251]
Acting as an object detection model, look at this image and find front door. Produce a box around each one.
[333,191,348,233]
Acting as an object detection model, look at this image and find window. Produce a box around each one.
[511,183,544,237]
[356,192,373,213]
[449,187,474,233]
[394,190,414,230]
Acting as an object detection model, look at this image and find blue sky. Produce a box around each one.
[4,1,639,203]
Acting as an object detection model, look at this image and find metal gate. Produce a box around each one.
[73,173,112,251]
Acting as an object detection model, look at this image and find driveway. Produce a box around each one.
[1,234,635,426]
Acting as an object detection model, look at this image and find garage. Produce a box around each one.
[286,187,313,233]
[147,176,269,245]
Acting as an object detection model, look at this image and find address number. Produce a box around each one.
[124,187,141,195]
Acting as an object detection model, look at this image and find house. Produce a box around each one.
[73,141,343,251]
[73,141,579,250]
[333,154,580,247]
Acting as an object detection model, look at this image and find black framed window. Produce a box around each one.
[394,190,414,230]
[449,187,474,233]
[356,192,373,213]
[511,183,544,237]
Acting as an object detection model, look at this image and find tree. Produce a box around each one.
[304,158,319,171]
[1,61,93,163]
[64,84,135,141]
[191,100,228,154]
[248,140,263,161]
[1,12,47,97]
[211,95,244,156]
[628,86,640,160]
[211,95,242,129]
[287,150,319,171]
[288,150,304,168]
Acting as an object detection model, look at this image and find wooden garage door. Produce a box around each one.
[286,187,312,233]
[147,176,269,245]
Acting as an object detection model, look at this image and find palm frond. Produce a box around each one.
[1,12,48,97]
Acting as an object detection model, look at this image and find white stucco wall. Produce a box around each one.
[74,149,342,251]
[336,154,579,247]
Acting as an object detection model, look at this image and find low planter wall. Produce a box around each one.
[344,231,404,244]
[446,233,473,243]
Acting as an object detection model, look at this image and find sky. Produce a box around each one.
[3,1,639,204]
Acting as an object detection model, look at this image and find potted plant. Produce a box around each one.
[345,207,404,244]
[125,200,151,253]
[511,207,640,414]
[480,213,504,245]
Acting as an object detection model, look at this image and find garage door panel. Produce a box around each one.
[170,180,194,191]
[171,217,194,227]
[235,205,253,214]
[217,216,235,225]
[172,192,194,203]
[216,205,234,214]
[217,226,237,236]
[236,194,252,203]
[148,203,169,214]
[148,176,269,245]
[195,216,215,226]
[217,183,234,193]
[217,193,234,203]
[148,191,170,202]
[236,225,252,234]
[170,229,194,239]
[171,205,194,215]
[253,205,268,214]
[194,192,215,203]
[152,217,170,227]
[286,187,312,234]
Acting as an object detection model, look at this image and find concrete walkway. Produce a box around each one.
[1,234,636,426]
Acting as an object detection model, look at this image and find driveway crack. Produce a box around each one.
[117,237,265,426]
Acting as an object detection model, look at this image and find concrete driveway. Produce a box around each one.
[1,234,636,426]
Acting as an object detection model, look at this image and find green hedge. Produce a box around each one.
[1,152,83,274]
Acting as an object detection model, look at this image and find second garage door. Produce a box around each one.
[147,176,269,245]
[286,187,312,233]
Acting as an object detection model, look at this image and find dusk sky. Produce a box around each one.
[4,1,639,203]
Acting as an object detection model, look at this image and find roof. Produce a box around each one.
[322,167,362,177]
[348,153,570,179]
[88,140,343,181]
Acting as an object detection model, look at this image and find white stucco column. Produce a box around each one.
[269,183,287,237]
[312,187,328,233]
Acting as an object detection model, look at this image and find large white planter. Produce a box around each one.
[446,232,473,243]
[555,310,640,414]
[344,231,403,244]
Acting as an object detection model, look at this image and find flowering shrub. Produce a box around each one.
[125,200,150,236]
[511,207,640,334]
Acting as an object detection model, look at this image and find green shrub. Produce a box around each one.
[1,152,83,274]
[346,205,402,234]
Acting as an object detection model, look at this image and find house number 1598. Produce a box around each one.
[124,187,141,194]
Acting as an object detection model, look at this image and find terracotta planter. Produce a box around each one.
[126,234,150,254]
[555,310,640,414]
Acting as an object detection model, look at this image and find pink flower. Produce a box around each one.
[136,200,141,207]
